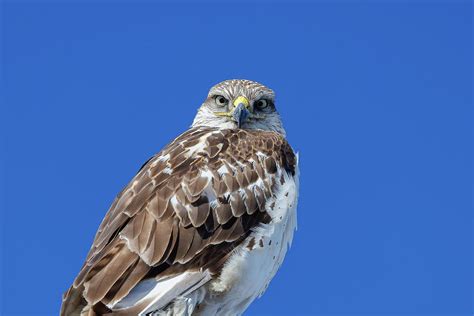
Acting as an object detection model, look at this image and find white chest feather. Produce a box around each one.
[205,161,299,315]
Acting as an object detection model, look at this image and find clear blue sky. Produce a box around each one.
[1,1,472,315]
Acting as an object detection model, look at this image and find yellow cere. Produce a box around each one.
[214,96,251,117]
[233,96,250,109]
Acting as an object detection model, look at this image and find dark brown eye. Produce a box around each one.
[254,99,269,110]
[215,95,228,107]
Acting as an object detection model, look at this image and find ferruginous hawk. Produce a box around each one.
[61,79,299,316]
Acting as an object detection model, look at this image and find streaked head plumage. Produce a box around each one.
[192,79,285,136]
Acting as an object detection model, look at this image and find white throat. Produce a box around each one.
[191,106,286,137]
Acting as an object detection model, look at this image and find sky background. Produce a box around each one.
[1,1,472,315]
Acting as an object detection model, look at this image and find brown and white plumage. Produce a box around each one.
[61,80,299,316]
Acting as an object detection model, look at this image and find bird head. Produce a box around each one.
[192,79,285,136]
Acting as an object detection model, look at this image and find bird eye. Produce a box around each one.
[214,95,228,107]
[254,99,269,110]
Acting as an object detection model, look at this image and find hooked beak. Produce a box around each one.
[231,96,250,128]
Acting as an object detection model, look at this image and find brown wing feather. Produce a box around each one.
[61,127,295,315]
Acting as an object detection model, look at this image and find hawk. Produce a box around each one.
[61,79,299,316]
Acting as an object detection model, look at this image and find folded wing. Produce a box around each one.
[61,127,296,315]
